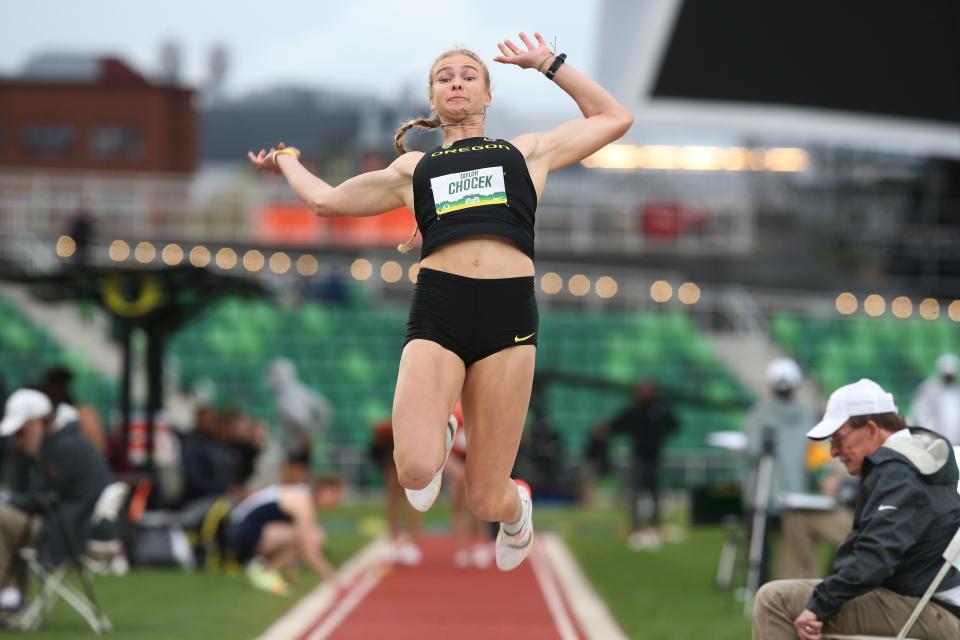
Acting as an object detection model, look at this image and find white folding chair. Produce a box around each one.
[17,481,129,634]
[823,527,960,640]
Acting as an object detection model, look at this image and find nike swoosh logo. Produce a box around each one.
[878,505,898,512]
[514,332,536,343]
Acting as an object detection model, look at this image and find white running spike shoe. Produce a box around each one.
[495,479,534,571]
[404,414,458,512]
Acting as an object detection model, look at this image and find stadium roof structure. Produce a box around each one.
[598,0,960,157]
[7,264,266,327]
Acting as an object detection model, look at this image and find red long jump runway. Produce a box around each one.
[297,536,586,640]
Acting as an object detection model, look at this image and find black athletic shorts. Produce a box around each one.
[404,267,538,366]
[227,519,262,564]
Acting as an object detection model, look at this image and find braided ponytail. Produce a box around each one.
[394,115,440,254]
[394,114,442,156]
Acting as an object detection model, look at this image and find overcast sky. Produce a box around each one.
[1,0,601,120]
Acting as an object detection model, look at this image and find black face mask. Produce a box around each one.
[774,388,795,400]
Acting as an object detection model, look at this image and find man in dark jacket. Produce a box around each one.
[753,378,960,639]
[0,389,111,617]
[179,406,236,506]
[610,381,678,550]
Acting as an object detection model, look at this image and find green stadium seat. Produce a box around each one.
[771,312,960,413]
[164,298,753,488]
[0,294,116,422]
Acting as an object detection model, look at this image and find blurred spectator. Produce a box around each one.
[579,421,612,507]
[227,477,342,595]
[38,367,73,407]
[0,389,111,621]
[744,358,853,581]
[909,353,960,445]
[516,414,566,498]
[443,403,493,569]
[0,373,10,488]
[302,267,349,304]
[103,410,181,506]
[179,406,236,507]
[609,380,678,551]
[266,358,332,482]
[67,205,96,270]
[76,407,106,453]
[247,419,286,491]
[38,366,106,451]
[369,418,422,566]
[163,357,214,434]
[221,409,266,490]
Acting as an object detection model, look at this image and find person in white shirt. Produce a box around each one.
[909,353,960,445]
[227,478,341,595]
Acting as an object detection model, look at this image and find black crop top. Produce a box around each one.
[412,136,537,259]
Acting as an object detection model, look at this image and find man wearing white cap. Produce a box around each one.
[0,389,110,621]
[744,358,853,581]
[752,379,960,639]
[909,353,960,445]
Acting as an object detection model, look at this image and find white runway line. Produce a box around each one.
[530,543,581,640]
[263,532,624,640]
[304,569,384,640]
[257,536,389,640]
[540,533,628,640]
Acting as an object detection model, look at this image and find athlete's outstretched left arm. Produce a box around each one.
[495,32,633,174]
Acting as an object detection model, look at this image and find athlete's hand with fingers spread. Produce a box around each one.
[494,31,553,70]
[246,142,292,174]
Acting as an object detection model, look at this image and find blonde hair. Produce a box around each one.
[393,48,491,156]
[394,49,491,254]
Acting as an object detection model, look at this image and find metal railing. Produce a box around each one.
[0,167,756,256]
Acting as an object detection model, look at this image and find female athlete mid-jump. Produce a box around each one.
[249,31,632,570]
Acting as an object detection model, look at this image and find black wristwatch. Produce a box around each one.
[545,53,567,80]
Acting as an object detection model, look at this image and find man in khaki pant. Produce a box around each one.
[753,379,960,639]
[775,506,852,580]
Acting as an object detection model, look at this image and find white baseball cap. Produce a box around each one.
[766,358,802,392]
[0,389,52,437]
[936,353,958,376]
[807,378,898,440]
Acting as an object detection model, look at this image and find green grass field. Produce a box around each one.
[36,502,753,639]
[538,506,752,640]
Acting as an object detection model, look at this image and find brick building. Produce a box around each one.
[0,55,196,173]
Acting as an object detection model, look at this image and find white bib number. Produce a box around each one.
[430,166,507,217]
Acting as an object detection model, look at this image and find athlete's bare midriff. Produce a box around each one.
[418,235,534,279]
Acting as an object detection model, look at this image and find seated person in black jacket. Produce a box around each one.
[0,389,111,618]
[752,378,960,640]
[179,406,237,508]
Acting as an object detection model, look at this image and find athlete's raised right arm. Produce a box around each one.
[247,146,421,217]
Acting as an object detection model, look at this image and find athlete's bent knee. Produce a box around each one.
[466,489,503,523]
[394,456,437,490]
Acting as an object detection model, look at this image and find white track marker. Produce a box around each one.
[257,536,389,640]
[530,543,581,640]
[541,533,628,640]
[303,568,384,640]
